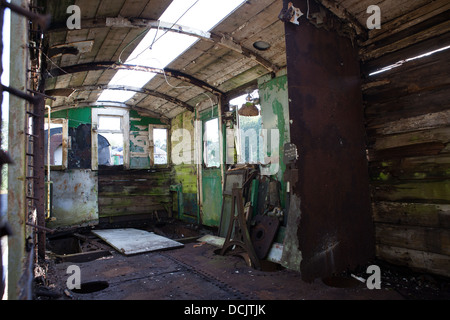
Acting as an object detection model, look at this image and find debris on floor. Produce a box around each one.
[32,220,450,301]
[91,228,184,255]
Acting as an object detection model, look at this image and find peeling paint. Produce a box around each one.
[258,74,290,207]
[201,169,222,227]
[129,110,164,132]
[47,170,99,229]
[130,134,149,155]
[170,112,199,221]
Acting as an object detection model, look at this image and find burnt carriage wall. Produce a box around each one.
[50,108,172,226]
[362,23,450,276]
[283,0,374,281]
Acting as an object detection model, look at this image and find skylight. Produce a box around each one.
[97,0,246,104]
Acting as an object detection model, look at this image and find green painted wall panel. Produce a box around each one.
[258,74,290,208]
[129,109,164,131]
[170,111,199,221]
[201,168,223,227]
[47,107,170,224]
[51,107,92,127]
[199,107,223,228]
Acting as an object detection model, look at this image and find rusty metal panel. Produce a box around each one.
[47,170,98,229]
[283,0,374,281]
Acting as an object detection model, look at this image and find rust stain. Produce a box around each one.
[74,183,82,193]
[284,2,374,281]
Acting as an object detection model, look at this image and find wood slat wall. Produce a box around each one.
[361,7,450,276]
[98,167,172,220]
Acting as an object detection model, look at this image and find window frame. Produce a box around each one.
[44,118,69,170]
[91,108,129,170]
[149,124,170,167]
[203,117,221,169]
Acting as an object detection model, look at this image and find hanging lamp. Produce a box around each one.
[238,94,259,117]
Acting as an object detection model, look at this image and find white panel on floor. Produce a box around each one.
[92,228,184,255]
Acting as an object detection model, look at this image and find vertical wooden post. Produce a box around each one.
[7,0,29,300]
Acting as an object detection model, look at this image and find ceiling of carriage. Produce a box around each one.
[38,0,287,120]
[37,0,440,120]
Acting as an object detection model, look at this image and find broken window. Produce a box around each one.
[44,118,68,169]
[149,125,168,166]
[204,118,220,168]
[92,108,129,170]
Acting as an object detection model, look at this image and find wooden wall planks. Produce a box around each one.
[361,5,450,276]
[98,167,172,219]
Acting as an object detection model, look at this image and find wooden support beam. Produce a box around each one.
[46,61,224,96]
[360,19,450,62]
[361,1,450,47]
[46,84,194,112]
[47,17,280,73]
[314,0,368,40]
[50,101,170,123]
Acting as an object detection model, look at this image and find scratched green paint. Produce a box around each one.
[258,74,290,208]
[129,109,164,131]
[201,168,223,227]
[129,110,164,169]
[199,107,223,227]
[170,111,199,221]
[50,107,92,127]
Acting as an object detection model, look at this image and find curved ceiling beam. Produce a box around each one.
[46,84,194,112]
[47,17,280,73]
[46,61,224,96]
[49,101,170,123]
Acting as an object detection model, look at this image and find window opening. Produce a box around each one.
[97,115,124,166]
[204,118,220,168]
[44,119,68,168]
[153,128,168,165]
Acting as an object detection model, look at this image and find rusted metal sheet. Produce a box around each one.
[33,96,46,258]
[47,170,99,229]
[250,214,280,259]
[283,0,374,281]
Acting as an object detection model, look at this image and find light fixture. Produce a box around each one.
[253,40,271,51]
[238,94,259,117]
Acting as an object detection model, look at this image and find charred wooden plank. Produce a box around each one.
[376,244,450,278]
[372,201,450,229]
[375,223,450,256]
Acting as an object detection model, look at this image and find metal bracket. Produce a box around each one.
[220,187,261,269]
